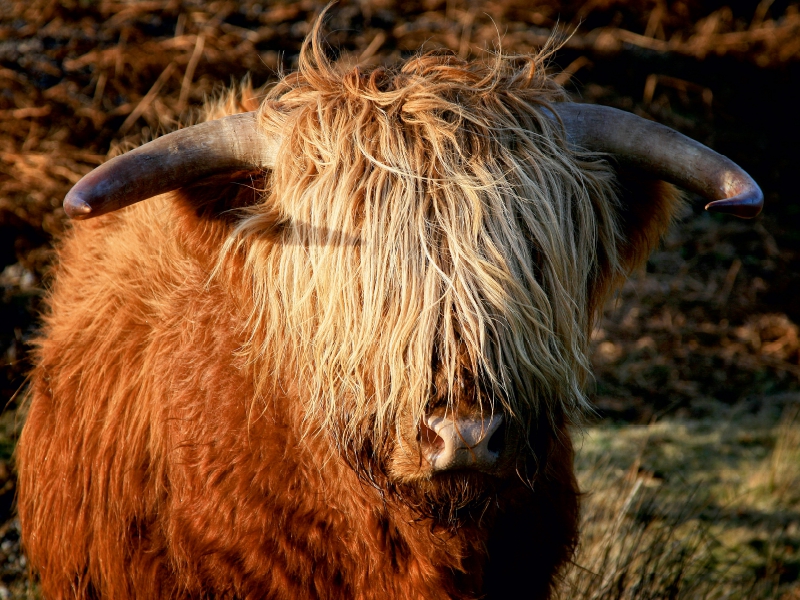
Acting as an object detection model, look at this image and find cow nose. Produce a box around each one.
[421,413,505,473]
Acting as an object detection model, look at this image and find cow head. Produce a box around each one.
[63,23,761,518]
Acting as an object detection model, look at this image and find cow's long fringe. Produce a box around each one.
[218,21,624,455]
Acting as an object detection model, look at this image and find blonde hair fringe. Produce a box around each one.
[217,20,624,453]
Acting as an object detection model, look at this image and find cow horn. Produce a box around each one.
[64,111,278,220]
[553,104,763,218]
[65,105,762,220]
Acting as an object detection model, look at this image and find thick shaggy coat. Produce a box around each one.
[18,30,686,599]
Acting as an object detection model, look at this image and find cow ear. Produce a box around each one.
[587,171,685,316]
[613,169,686,276]
[173,172,267,222]
[169,172,276,253]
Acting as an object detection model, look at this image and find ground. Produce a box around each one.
[1,0,799,597]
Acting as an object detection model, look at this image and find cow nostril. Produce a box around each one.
[420,421,445,451]
[486,419,505,454]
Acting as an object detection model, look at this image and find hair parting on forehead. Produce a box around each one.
[220,19,624,449]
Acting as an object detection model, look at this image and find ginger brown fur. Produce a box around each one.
[17,23,683,600]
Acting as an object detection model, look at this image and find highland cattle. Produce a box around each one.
[17,24,761,600]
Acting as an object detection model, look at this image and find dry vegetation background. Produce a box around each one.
[0,0,799,597]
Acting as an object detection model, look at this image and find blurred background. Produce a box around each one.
[0,0,798,597]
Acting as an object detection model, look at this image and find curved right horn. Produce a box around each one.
[64,111,279,220]
[552,104,763,218]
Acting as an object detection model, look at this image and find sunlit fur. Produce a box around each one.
[225,25,627,462]
[17,20,685,600]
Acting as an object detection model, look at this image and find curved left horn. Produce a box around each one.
[64,111,279,220]
[552,104,763,218]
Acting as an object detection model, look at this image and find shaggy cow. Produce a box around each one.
[17,24,761,600]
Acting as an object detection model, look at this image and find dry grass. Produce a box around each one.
[753,407,800,505]
[562,402,800,599]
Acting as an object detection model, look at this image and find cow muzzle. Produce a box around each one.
[420,412,505,474]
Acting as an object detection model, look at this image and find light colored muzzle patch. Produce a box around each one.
[422,413,504,473]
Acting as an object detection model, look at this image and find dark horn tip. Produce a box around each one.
[64,190,93,220]
[705,188,764,219]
